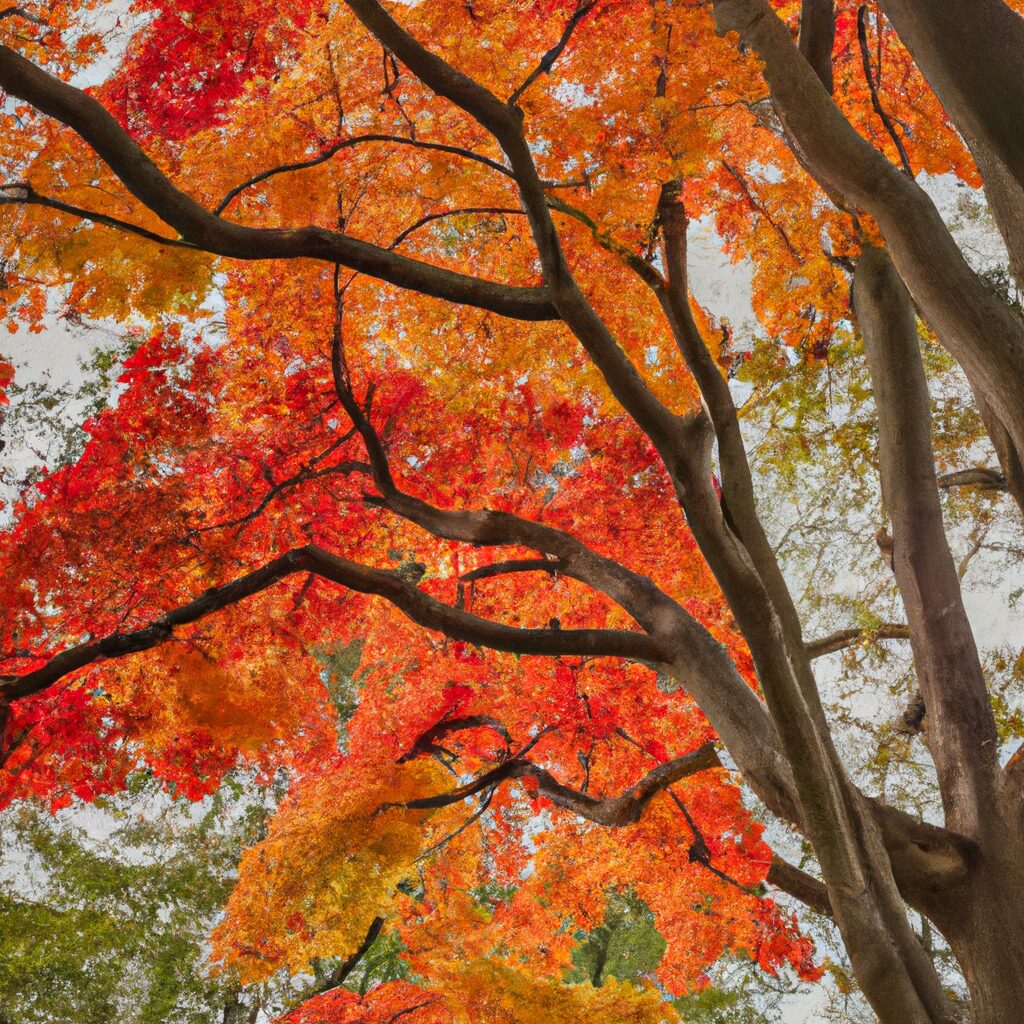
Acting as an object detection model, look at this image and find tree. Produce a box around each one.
[0,773,272,1024]
[0,1,1022,1021]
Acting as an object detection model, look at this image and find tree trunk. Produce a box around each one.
[925,796,1024,1024]
[877,0,1024,203]
[855,245,1024,1024]
[712,0,1024,498]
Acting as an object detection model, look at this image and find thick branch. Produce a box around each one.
[805,623,911,659]
[855,245,998,834]
[344,0,691,460]
[877,0,1024,198]
[936,467,1008,492]
[0,546,666,704]
[0,45,555,321]
[654,180,819,695]
[459,558,562,583]
[767,854,832,916]
[798,0,835,93]
[712,0,1024,469]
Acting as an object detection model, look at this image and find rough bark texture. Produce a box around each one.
[877,0,1024,200]
[872,0,1024,500]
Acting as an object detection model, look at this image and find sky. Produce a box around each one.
[1,7,1021,1023]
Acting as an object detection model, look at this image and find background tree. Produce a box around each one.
[1,1,1023,1021]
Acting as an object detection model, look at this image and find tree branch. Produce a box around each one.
[798,0,835,93]
[387,206,524,251]
[0,6,45,25]
[805,623,911,659]
[397,715,513,763]
[936,467,1008,492]
[0,545,668,704]
[767,854,832,916]
[216,134,515,215]
[343,0,691,462]
[390,740,721,827]
[458,558,563,583]
[327,916,384,990]
[856,5,913,177]
[855,244,997,833]
[0,44,556,321]
[0,182,197,248]
[508,1,597,106]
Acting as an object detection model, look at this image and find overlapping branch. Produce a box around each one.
[0,44,555,321]
[390,740,721,828]
[0,5,982,943]
[854,245,997,832]
[712,0,1024,469]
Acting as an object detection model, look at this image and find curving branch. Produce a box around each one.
[397,715,513,763]
[0,182,197,248]
[344,0,690,463]
[0,545,668,705]
[216,134,515,214]
[387,206,524,251]
[0,44,556,321]
[390,740,721,827]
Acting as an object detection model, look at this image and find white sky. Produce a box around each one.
[0,10,1020,1022]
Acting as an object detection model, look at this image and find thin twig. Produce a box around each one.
[0,183,195,248]
[215,136,514,215]
[857,6,913,176]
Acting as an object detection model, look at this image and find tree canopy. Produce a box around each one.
[1,2,1024,1022]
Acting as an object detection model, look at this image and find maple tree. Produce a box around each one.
[1,0,1023,1021]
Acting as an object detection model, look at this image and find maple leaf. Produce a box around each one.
[6,0,1021,1019]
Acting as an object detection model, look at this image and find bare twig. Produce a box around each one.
[857,6,913,176]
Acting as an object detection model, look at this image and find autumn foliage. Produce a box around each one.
[1,0,1019,1021]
